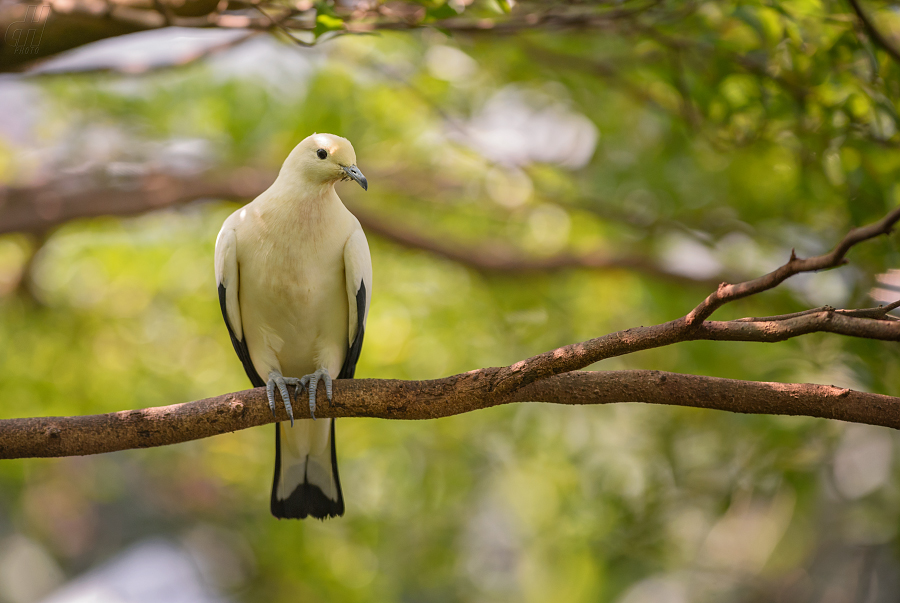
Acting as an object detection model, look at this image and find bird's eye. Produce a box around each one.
[316,148,327,160]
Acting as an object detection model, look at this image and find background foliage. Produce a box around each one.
[2,0,900,601]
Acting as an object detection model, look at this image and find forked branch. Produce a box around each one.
[0,206,899,459]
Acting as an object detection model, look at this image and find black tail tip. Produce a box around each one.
[271,483,345,520]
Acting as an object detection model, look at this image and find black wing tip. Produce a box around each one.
[338,280,367,380]
[271,483,345,520]
[218,282,265,388]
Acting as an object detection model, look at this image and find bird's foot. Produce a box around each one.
[266,371,300,427]
[298,368,332,420]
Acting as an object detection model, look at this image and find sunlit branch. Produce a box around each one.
[3,370,900,459]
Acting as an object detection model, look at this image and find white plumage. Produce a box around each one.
[215,133,371,519]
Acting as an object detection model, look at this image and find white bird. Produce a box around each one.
[214,133,371,519]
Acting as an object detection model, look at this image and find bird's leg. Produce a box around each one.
[298,368,333,421]
[266,370,299,427]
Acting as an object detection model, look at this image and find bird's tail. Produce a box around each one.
[271,418,344,519]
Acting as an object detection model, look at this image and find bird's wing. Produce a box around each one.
[215,226,264,388]
[339,227,372,380]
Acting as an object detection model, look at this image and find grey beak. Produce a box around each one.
[342,165,368,191]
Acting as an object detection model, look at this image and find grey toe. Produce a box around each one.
[297,368,333,421]
[266,380,277,417]
[267,372,295,427]
[277,378,294,427]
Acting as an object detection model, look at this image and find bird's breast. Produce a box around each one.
[236,212,352,376]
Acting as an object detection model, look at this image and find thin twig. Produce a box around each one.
[685,206,900,325]
[734,300,900,322]
[253,4,313,47]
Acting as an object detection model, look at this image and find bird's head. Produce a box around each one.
[281,133,368,191]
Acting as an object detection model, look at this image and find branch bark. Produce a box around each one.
[4,370,900,459]
[0,170,715,283]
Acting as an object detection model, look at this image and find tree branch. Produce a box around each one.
[2,206,899,458]
[685,205,900,325]
[4,370,900,459]
[735,300,900,322]
[848,0,900,65]
[351,206,707,283]
[29,30,262,76]
[1,0,662,73]
[487,207,900,394]
[484,303,900,398]
[0,170,273,233]
[0,171,714,284]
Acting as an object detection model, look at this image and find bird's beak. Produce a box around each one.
[342,165,368,191]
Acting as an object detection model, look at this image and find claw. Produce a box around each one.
[298,368,332,421]
[266,371,295,427]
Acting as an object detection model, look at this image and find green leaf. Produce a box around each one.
[425,2,459,21]
[314,13,345,37]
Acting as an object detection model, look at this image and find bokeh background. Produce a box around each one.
[2,0,900,601]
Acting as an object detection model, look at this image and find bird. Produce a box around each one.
[214,133,371,519]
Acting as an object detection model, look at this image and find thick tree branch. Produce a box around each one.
[0,171,713,283]
[4,370,900,459]
[1,206,899,459]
